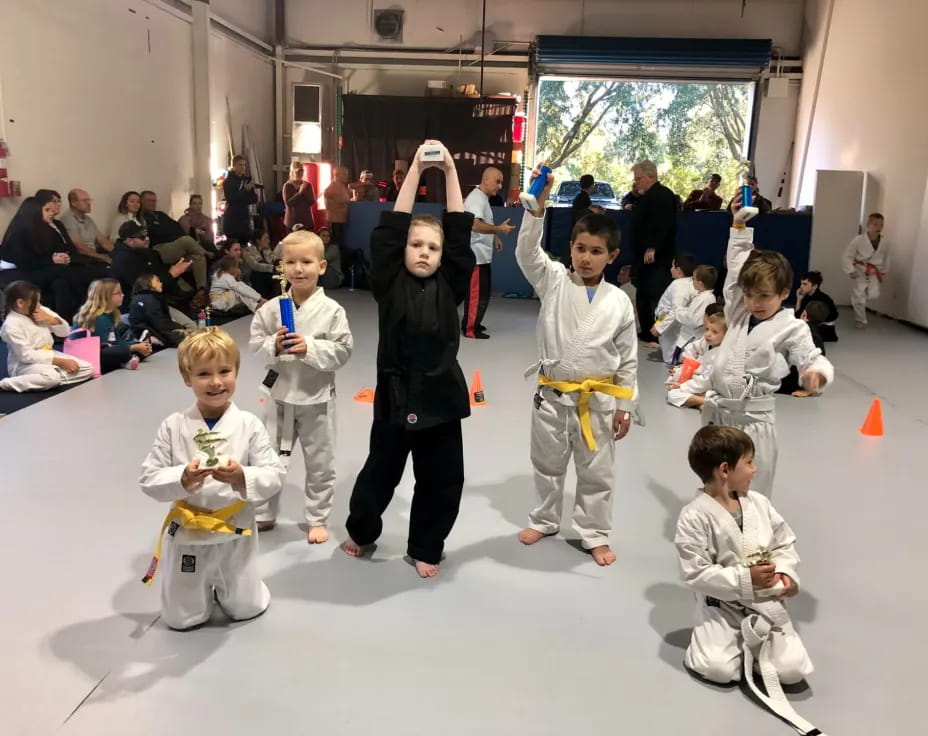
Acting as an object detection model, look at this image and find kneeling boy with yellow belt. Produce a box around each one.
[514,169,639,567]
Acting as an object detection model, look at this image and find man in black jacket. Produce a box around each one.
[631,160,678,340]
[111,221,193,311]
[139,190,209,299]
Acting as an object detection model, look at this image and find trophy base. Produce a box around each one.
[519,192,540,211]
[198,452,231,470]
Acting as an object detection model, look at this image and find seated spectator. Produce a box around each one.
[572,174,595,224]
[110,191,145,241]
[0,193,108,321]
[139,190,209,300]
[385,170,405,202]
[242,230,276,298]
[222,155,258,245]
[110,221,194,318]
[349,170,379,202]
[177,194,217,255]
[283,161,316,231]
[128,274,190,348]
[682,174,723,211]
[72,278,152,372]
[317,227,343,291]
[60,189,114,262]
[209,255,264,318]
[727,176,772,214]
[795,270,838,342]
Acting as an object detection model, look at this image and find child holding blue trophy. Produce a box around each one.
[249,229,353,542]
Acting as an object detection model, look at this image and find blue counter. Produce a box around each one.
[343,203,812,295]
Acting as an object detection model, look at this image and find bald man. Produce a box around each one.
[60,188,113,263]
[462,167,515,339]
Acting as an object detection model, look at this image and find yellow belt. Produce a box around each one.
[142,499,250,585]
[538,375,634,451]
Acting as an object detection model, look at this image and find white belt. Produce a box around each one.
[704,393,776,423]
[741,602,826,735]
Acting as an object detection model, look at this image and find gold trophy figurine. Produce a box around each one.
[743,547,773,568]
[193,428,229,468]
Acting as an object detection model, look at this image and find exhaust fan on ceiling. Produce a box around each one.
[373,8,404,42]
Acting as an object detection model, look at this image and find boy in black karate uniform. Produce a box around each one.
[344,141,476,578]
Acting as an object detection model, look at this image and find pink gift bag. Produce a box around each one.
[63,329,101,378]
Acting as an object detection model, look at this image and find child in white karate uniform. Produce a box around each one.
[516,170,638,567]
[673,265,718,359]
[0,281,94,392]
[702,198,833,496]
[676,425,819,735]
[249,230,353,543]
[140,328,286,630]
[843,212,890,328]
[667,309,727,409]
[210,255,265,314]
[649,253,696,363]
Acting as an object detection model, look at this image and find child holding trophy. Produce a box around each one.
[249,230,353,541]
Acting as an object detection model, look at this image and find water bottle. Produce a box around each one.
[197,311,206,328]
[349,265,356,292]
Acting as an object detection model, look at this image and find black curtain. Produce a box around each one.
[341,95,516,202]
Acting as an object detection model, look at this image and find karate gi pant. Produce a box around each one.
[0,354,94,392]
[255,399,336,526]
[851,274,880,324]
[702,394,777,496]
[461,263,491,337]
[658,326,681,364]
[528,389,616,549]
[346,418,464,565]
[684,597,813,685]
[160,534,269,631]
[667,387,698,408]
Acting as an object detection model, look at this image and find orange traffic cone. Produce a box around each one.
[353,388,375,403]
[470,370,487,407]
[679,356,702,383]
[859,398,883,436]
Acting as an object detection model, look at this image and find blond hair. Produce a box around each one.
[706,311,727,329]
[409,214,443,242]
[279,229,325,260]
[177,327,240,380]
[74,278,122,331]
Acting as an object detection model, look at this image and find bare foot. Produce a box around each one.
[307,526,329,544]
[518,528,550,545]
[644,341,660,349]
[855,321,866,329]
[590,545,616,566]
[342,538,367,557]
[256,520,276,532]
[414,560,440,578]
[791,390,811,398]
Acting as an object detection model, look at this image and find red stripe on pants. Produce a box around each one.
[464,266,481,338]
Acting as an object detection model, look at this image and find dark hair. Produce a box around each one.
[694,265,718,289]
[571,214,620,253]
[140,190,156,199]
[804,300,829,326]
[132,274,160,294]
[709,173,721,182]
[688,426,755,483]
[216,255,239,275]
[673,252,695,277]
[118,191,141,214]
[3,280,40,319]
[189,194,203,205]
[739,250,793,295]
[867,212,884,222]
[705,302,724,317]
[802,270,823,287]
[580,174,595,190]
[34,189,62,202]
[232,155,246,165]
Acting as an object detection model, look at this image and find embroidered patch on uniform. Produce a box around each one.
[533,393,543,410]
[167,521,180,537]
[706,596,720,608]
[407,413,418,425]
[181,555,196,573]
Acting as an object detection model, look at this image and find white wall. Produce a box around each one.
[791,0,928,326]
[286,0,805,55]
[211,0,273,42]
[0,0,275,235]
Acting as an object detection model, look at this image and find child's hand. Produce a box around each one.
[613,409,632,441]
[283,332,307,356]
[750,563,777,589]
[181,459,212,491]
[212,459,246,492]
[774,573,797,598]
[650,325,660,337]
[669,382,682,390]
[800,371,826,392]
[274,326,290,354]
[132,342,153,357]
[257,298,267,308]
[53,356,80,374]
[33,307,60,325]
